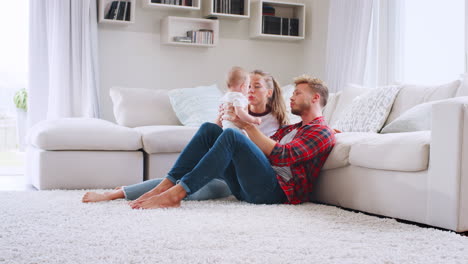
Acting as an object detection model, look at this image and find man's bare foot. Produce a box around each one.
[128,179,175,206]
[131,185,186,209]
[82,190,124,203]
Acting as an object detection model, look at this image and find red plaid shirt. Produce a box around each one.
[268,116,335,204]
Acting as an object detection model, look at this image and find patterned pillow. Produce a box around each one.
[334,85,402,132]
[168,84,222,127]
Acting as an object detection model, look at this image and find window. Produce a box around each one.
[0,1,28,144]
[0,1,28,173]
[402,0,465,84]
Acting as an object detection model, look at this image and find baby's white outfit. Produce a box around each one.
[220,91,249,131]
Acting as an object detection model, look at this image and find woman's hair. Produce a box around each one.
[227,66,249,88]
[251,69,289,126]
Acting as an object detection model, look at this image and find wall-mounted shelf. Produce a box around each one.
[161,16,219,47]
[201,0,250,19]
[250,0,305,41]
[98,0,136,25]
[143,0,201,11]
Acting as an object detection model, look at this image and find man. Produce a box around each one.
[130,75,336,208]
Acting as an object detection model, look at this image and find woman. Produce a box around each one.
[82,69,288,203]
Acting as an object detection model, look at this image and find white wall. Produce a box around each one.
[98,0,329,121]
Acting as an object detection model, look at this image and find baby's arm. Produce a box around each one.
[234,106,261,125]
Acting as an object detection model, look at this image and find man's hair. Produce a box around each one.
[293,75,329,108]
[227,66,249,87]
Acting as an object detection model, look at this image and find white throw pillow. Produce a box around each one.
[281,84,301,124]
[384,79,461,126]
[110,87,181,128]
[329,84,371,126]
[323,92,341,124]
[168,84,222,127]
[334,85,402,133]
[381,96,468,133]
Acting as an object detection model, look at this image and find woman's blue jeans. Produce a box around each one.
[124,123,286,204]
[123,178,231,201]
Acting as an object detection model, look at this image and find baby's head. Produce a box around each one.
[226,66,250,95]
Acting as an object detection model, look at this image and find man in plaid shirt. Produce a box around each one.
[235,75,336,204]
[124,75,335,209]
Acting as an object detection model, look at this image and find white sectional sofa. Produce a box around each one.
[27,77,468,232]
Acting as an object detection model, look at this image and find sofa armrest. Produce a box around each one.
[427,102,468,231]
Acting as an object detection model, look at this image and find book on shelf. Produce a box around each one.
[213,0,243,15]
[116,1,127,20]
[262,16,281,35]
[289,18,299,36]
[281,18,289,36]
[105,1,119,19]
[125,2,131,21]
[173,36,192,43]
[262,5,275,16]
[187,29,214,45]
[152,0,192,6]
[262,16,300,36]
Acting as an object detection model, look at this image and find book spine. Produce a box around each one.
[113,1,121,20]
[125,2,131,21]
[116,1,126,20]
[105,1,118,19]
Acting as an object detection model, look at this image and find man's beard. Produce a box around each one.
[291,103,308,116]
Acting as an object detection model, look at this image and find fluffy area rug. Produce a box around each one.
[1,190,467,264]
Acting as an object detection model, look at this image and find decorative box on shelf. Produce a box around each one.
[161,16,219,47]
[143,0,201,10]
[98,0,136,25]
[249,0,305,41]
[201,0,250,19]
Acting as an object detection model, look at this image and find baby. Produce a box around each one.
[220,67,261,131]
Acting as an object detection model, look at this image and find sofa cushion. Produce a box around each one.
[349,131,430,171]
[323,92,341,124]
[330,84,371,126]
[333,85,402,132]
[29,118,142,151]
[323,132,380,170]
[384,80,461,126]
[110,87,182,128]
[168,84,222,127]
[381,96,468,133]
[456,74,468,97]
[135,125,199,154]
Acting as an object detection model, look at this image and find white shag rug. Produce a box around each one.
[1,191,467,264]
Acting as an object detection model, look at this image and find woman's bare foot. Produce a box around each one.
[131,185,186,209]
[128,179,175,206]
[114,186,123,190]
[82,190,124,203]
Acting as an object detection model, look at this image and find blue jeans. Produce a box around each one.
[166,122,286,204]
[123,178,231,201]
